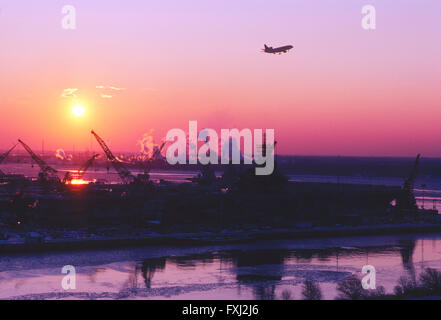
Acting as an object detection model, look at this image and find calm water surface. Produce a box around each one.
[1,234,441,300]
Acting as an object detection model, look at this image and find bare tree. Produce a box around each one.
[336,276,364,300]
[302,280,322,300]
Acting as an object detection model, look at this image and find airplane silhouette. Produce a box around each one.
[262,44,293,54]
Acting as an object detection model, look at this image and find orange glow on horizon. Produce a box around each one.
[69,179,88,185]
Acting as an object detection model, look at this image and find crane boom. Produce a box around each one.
[403,153,420,194]
[91,130,134,184]
[18,139,58,175]
[0,144,17,164]
[397,153,421,211]
[77,153,100,179]
[63,153,100,183]
[0,144,17,177]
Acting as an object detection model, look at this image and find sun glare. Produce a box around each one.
[72,105,85,117]
[70,179,88,185]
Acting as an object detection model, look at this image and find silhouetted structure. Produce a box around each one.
[396,154,420,213]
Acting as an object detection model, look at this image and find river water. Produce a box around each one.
[1,233,441,300]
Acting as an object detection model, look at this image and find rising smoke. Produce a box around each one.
[55,148,72,161]
[137,130,159,159]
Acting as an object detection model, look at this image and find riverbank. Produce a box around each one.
[3,222,441,253]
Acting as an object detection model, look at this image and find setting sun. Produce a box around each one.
[72,105,85,117]
[70,179,88,185]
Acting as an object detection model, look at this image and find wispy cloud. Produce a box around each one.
[108,86,125,91]
[96,85,125,91]
[61,88,78,98]
[96,85,125,99]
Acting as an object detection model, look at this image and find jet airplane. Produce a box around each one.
[262,44,293,54]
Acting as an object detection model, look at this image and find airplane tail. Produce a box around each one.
[264,44,269,49]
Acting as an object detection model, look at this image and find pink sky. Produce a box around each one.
[0,0,440,156]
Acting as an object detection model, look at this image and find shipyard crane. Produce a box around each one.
[0,144,17,176]
[404,154,420,194]
[18,139,59,182]
[63,153,100,184]
[78,153,100,177]
[0,144,17,163]
[397,154,420,211]
[91,130,135,184]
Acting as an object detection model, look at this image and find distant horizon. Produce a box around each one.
[0,147,430,160]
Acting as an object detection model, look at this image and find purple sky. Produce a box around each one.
[0,0,440,156]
